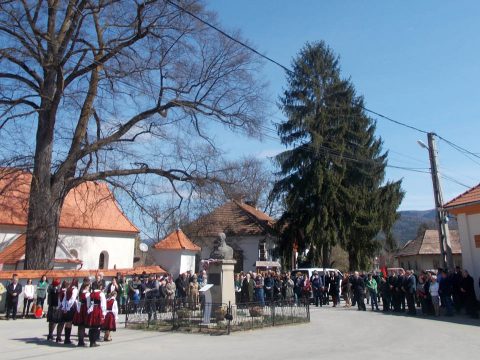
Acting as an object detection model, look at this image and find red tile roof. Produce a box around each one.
[153,229,200,251]
[444,183,480,209]
[0,169,138,233]
[0,265,166,280]
[396,229,461,257]
[185,200,276,238]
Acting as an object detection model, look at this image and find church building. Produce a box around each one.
[0,169,139,270]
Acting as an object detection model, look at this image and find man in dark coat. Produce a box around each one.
[452,266,464,313]
[405,270,417,315]
[5,274,22,320]
[352,272,366,311]
[311,271,324,307]
[379,274,391,312]
[263,271,274,303]
[460,270,479,318]
[328,271,340,307]
[175,273,188,303]
[439,270,454,316]
[398,270,407,312]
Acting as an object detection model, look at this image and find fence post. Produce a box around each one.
[227,301,231,335]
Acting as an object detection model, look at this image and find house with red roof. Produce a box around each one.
[151,229,201,277]
[444,183,480,298]
[183,200,279,273]
[395,229,462,271]
[0,170,139,270]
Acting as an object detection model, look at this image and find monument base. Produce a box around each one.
[208,259,236,306]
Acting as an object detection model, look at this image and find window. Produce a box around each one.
[70,249,78,258]
[98,251,109,269]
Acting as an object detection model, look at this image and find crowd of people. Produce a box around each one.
[2,266,478,347]
[233,267,479,319]
[2,270,212,347]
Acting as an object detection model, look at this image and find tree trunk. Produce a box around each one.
[24,67,64,270]
[24,185,63,269]
[321,243,330,268]
[348,251,358,272]
[24,108,65,269]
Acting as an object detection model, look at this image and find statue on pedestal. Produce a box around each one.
[209,232,233,260]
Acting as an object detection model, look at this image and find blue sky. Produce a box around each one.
[206,0,480,210]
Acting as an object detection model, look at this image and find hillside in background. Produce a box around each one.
[392,209,458,247]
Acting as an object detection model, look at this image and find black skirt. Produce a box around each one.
[47,306,63,323]
[62,307,76,322]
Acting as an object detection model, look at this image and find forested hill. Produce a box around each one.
[392,209,458,247]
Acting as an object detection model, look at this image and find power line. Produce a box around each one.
[440,174,472,189]
[436,134,480,167]
[165,0,291,74]
[167,0,480,172]
[4,1,478,184]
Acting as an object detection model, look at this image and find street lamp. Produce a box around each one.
[417,133,454,270]
[417,140,428,149]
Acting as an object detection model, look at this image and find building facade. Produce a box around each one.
[151,229,200,277]
[444,184,480,298]
[0,170,139,270]
[396,229,462,271]
[184,200,279,273]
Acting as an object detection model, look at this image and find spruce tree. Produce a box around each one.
[271,42,404,269]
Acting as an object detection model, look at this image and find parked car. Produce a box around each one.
[291,268,344,280]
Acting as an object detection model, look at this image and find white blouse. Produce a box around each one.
[24,284,35,299]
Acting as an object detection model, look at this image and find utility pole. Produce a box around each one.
[426,132,454,270]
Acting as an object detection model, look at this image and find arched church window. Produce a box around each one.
[99,251,109,269]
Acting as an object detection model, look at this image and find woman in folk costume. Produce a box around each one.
[86,282,106,347]
[73,278,91,347]
[55,280,70,343]
[61,279,79,344]
[102,291,118,341]
[46,278,62,341]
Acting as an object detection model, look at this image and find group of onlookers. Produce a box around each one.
[3,275,48,320]
[125,270,208,317]
[233,270,345,306]
[232,267,479,320]
[2,265,478,339]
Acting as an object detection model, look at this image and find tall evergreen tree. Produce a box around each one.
[271,42,404,269]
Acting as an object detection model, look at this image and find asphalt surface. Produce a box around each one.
[1,306,479,360]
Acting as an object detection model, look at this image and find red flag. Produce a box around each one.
[381,266,388,278]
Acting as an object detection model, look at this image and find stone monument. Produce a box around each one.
[208,232,236,307]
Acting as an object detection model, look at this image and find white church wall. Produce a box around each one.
[180,251,196,275]
[151,250,180,277]
[59,231,135,270]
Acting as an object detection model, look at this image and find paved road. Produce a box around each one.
[1,307,479,360]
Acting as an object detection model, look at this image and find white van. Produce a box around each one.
[291,268,344,280]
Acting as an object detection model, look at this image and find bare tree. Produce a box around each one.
[0,0,266,269]
[193,156,274,211]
